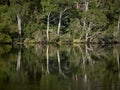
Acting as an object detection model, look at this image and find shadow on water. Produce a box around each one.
[0,44,120,90]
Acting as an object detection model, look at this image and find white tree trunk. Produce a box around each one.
[57,12,62,36]
[83,0,89,42]
[86,22,92,42]
[117,16,120,34]
[17,49,21,71]
[47,13,50,42]
[84,0,89,12]
[57,8,70,36]
[114,16,120,39]
[17,14,22,39]
[76,2,79,9]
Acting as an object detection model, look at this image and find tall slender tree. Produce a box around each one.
[41,0,57,42]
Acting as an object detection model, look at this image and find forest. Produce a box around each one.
[0,0,120,44]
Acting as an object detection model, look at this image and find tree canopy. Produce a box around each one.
[0,0,120,43]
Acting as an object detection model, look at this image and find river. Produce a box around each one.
[0,44,120,90]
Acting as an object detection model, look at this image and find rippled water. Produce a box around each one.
[0,44,120,90]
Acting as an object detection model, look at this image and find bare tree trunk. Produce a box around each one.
[117,16,120,38]
[83,17,87,42]
[96,0,102,7]
[84,0,89,12]
[76,2,79,9]
[17,48,21,71]
[85,32,88,43]
[114,16,120,40]
[47,13,50,42]
[87,22,92,42]
[85,21,92,43]
[83,0,88,42]
[83,0,89,43]
[17,14,22,41]
[46,45,49,74]
[57,12,62,36]
[57,8,70,36]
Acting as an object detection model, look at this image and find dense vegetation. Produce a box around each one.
[0,0,120,43]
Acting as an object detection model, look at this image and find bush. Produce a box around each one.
[0,32,12,42]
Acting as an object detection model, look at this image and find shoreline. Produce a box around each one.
[0,41,120,45]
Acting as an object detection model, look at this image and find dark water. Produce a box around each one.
[0,44,120,90]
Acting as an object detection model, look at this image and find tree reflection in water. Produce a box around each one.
[0,44,119,90]
[16,45,21,72]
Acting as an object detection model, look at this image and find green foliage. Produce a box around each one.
[0,0,119,43]
[0,32,12,42]
[0,4,17,42]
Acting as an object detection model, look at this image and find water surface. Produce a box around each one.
[0,44,120,90]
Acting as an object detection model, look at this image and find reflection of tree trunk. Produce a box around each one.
[79,46,87,83]
[57,50,61,73]
[84,73,87,83]
[17,14,22,42]
[46,45,49,74]
[117,52,119,68]
[114,47,119,68]
[83,52,87,83]
[85,45,93,70]
[57,49,66,78]
[17,46,21,71]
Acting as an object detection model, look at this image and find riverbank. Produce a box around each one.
[0,40,120,45]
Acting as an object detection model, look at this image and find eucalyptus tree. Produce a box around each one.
[13,0,23,41]
[41,0,57,42]
[9,0,29,41]
[96,0,120,43]
[77,0,108,43]
[9,0,42,42]
[110,0,120,41]
[53,0,74,37]
[70,0,120,43]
